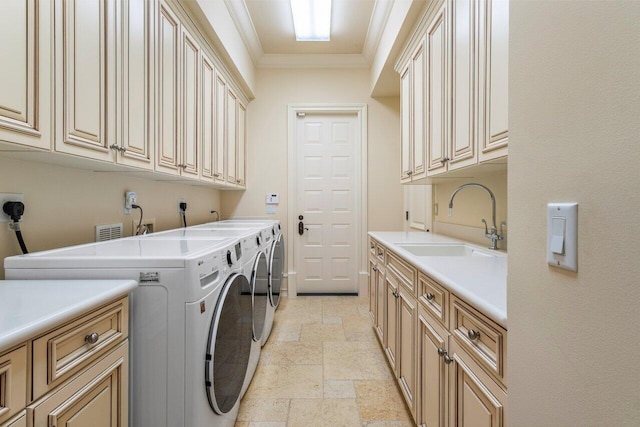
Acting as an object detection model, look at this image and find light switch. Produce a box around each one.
[547,203,578,272]
[550,217,566,255]
[266,205,276,214]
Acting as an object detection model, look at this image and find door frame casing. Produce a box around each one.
[287,103,368,297]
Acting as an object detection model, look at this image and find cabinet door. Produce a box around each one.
[0,0,52,150]
[400,64,412,182]
[375,266,385,344]
[368,259,377,324]
[30,342,128,427]
[226,88,238,185]
[200,54,215,182]
[411,39,427,180]
[398,286,417,420]
[478,0,508,162]
[237,102,247,187]
[418,307,450,427]
[214,72,227,183]
[426,1,448,175]
[448,0,477,170]
[116,0,154,170]
[156,1,180,175]
[54,0,115,162]
[384,272,399,371]
[448,338,507,427]
[181,28,200,179]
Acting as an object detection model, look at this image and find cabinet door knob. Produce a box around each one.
[443,354,454,364]
[372,266,377,272]
[467,329,481,341]
[425,292,435,301]
[393,290,399,298]
[119,146,127,153]
[213,173,220,178]
[85,332,100,345]
[437,347,447,357]
[236,179,241,183]
[109,144,119,152]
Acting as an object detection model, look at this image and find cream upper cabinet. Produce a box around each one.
[397,0,508,181]
[426,1,449,175]
[54,0,116,162]
[478,0,509,162]
[180,27,200,179]
[156,1,181,175]
[237,102,247,188]
[226,88,238,185]
[448,0,477,171]
[399,38,427,183]
[0,0,52,150]
[116,0,155,170]
[200,53,215,182]
[400,64,412,182]
[214,72,227,184]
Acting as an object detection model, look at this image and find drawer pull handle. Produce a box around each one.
[392,290,399,298]
[437,347,447,356]
[85,332,100,345]
[425,292,435,301]
[443,354,454,364]
[467,329,481,341]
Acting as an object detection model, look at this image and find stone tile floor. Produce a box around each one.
[235,296,413,427]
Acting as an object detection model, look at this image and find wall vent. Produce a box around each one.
[95,223,123,242]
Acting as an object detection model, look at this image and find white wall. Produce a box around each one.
[509,1,640,424]
[0,157,221,278]
[221,68,404,280]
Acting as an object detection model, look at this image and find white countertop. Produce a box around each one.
[368,232,507,328]
[0,280,138,353]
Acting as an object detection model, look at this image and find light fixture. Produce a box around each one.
[290,0,332,41]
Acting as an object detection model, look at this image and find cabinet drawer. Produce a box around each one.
[29,341,128,427]
[418,273,449,327]
[0,347,27,424]
[369,237,377,256]
[375,243,386,263]
[387,251,416,294]
[32,298,128,399]
[450,296,506,384]
[0,411,26,427]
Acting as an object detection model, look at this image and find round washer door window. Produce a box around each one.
[205,273,252,414]
[252,252,269,341]
[269,235,284,308]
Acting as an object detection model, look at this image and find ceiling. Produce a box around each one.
[226,0,392,68]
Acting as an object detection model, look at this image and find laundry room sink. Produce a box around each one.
[395,243,496,258]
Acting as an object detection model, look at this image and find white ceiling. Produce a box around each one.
[226,0,393,68]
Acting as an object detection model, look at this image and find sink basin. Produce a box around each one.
[395,243,496,258]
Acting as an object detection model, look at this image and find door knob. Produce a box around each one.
[298,221,308,235]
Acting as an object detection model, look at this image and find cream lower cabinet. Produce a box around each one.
[0,297,129,427]
[368,237,507,427]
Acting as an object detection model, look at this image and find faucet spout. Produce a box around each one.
[448,183,503,249]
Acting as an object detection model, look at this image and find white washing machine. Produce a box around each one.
[210,220,283,347]
[4,237,250,427]
[137,227,267,396]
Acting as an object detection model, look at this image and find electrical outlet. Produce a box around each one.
[124,192,136,214]
[0,193,25,223]
[178,199,186,212]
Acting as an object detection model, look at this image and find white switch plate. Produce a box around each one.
[266,193,280,204]
[266,205,276,214]
[547,203,578,272]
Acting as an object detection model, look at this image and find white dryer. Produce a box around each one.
[137,227,267,396]
[4,237,250,427]
[211,220,284,346]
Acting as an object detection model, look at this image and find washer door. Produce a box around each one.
[205,273,252,414]
[252,252,269,341]
[268,234,284,308]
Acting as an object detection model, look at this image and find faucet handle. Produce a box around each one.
[481,219,489,235]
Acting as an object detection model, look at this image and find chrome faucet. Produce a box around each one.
[448,183,506,250]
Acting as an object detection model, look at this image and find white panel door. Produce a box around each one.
[296,113,358,294]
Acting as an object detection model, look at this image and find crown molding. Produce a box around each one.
[224,0,264,66]
[362,0,394,63]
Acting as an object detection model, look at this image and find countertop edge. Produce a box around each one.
[0,280,138,353]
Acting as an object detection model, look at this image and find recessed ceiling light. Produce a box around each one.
[290,0,332,41]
